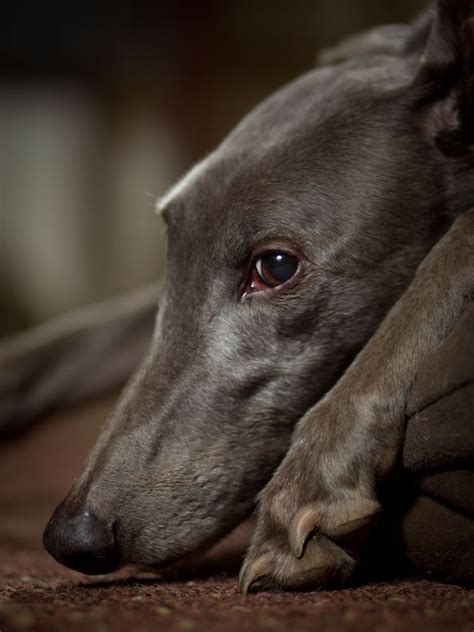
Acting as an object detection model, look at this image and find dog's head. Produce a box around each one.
[44,0,474,575]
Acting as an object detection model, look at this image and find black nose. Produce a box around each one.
[43,503,120,575]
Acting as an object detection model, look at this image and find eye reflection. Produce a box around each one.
[246,251,299,295]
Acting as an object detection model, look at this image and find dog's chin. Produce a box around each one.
[121,518,254,579]
[132,536,230,573]
[113,533,223,578]
[68,550,189,579]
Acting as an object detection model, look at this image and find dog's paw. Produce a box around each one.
[240,485,380,593]
[239,516,358,593]
[239,402,382,593]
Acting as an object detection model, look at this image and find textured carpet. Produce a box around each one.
[1,397,473,632]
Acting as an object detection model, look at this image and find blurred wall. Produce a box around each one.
[0,0,426,337]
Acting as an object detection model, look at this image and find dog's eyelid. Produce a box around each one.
[251,238,305,262]
[241,249,302,300]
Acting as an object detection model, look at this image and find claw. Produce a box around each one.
[288,505,320,558]
[239,554,273,595]
[288,498,381,558]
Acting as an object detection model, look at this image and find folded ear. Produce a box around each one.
[414,0,474,152]
[317,10,432,67]
[317,24,411,66]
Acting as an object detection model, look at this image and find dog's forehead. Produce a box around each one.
[155,69,333,215]
[161,73,315,205]
[157,59,408,220]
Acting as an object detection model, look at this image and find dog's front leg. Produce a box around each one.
[240,210,474,593]
[0,283,159,439]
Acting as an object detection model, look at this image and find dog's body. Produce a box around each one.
[1,0,474,591]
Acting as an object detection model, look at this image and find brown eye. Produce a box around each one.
[256,252,299,287]
[245,252,299,296]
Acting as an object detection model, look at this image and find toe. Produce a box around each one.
[288,505,320,558]
[321,497,381,538]
[240,532,356,593]
[239,553,275,594]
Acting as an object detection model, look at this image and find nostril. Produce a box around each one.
[43,503,120,575]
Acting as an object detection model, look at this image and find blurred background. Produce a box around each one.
[0,0,426,339]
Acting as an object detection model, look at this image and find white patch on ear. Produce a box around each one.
[155,155,212,215]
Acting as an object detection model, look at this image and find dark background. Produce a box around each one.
[0,0,426,337]
[3,7,474,632]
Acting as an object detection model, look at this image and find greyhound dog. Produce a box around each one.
[1,0,473,592]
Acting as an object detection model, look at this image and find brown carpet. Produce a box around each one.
[1,397,473,632]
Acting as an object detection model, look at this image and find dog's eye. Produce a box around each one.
[246,252,299,295]
[256,253,298,286]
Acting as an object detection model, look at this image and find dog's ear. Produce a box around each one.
[414,0,474,153]
[317,24,410,66]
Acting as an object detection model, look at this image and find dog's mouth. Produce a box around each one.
[43,482,255,577]
[118,513,251,575]
[134,518,254,581]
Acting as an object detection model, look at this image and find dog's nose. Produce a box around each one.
[43,503,120,575]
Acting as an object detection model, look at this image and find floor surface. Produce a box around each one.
[1,397,473,632]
